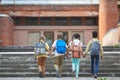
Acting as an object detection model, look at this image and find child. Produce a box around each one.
[34,35,51,77]
[70,33,83,79]
[50,32,68,78]
[85,31,104,79]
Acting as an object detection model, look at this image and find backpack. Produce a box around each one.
[56,40,67,54]
[35,42,46,55]
[71,41,83,58]
[90,40,100,55]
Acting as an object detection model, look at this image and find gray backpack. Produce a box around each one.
[90,40,100,55]
[35,42,46,55]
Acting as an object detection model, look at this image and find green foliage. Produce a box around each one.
[98,77,107,80]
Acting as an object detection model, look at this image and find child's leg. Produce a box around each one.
[41,57,46,76]
[54,56,59,77]
[72,58,75,72]
[75,58,80,78]
[94,55,99,75]
[91,55,95,75]
[59,55,64,75]
[38,57,42,72]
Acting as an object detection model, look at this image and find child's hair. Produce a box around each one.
[39,35,46,41]
[92,31,98,38]
[74,33,80,40]
[57,32,63,39]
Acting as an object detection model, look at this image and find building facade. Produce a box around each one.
[0,0,120,46]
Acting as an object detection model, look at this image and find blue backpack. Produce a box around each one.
[35,42,46,55]
[56,40,67,54]
[90,40,100,55]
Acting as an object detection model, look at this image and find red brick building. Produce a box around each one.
[0,0,120,46]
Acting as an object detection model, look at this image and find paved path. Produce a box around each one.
[0,77,120,80]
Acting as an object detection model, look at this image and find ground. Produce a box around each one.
[0,77,120,80]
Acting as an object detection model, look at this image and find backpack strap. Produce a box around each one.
[92,39,99,42]
[72,41,81,51]
[91,39,100,45]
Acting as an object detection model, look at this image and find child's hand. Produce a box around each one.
[101,56,103,59]
[83,54,86,58]
[34,54,37,61]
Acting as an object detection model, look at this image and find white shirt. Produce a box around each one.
[69,39,83,46]
[52,40,68,57]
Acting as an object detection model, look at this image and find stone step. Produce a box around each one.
[0,53,119,60]
[0,64,119,68]
[0,52,120,56]
[1,60,119,65]
[1,56,120,60]
[0,46,120,52]
[0,72,119,77]
[0,47,120,77]
[0,68,119,73]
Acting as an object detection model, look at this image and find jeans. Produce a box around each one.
[72,58,80,77]
[91,55,99,75]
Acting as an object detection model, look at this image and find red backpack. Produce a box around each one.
[71,41,83,58]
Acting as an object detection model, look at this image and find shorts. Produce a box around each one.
[38,57,46,65]
[54,55,64,65]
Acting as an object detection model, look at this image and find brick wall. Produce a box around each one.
[0,16,14,45]
[99,0,118,44]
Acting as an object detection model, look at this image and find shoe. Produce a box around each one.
[56,70,61,78]
[41,74,45,78]
[75,75,78,79]
[56,70,59,77]
[94,74,97,79]
[58,74,61,78]
[39,71,42,77]
[72,70,75,75]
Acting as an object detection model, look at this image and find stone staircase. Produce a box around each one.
[0,46,120,77]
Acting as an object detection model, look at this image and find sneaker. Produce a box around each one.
[72,71,75,75]
[41,74,45,78]
[75,75,78,79]
[39,71,42,77]
[56,70,59,77]
[58,74,61,78]
[94,74,97,79]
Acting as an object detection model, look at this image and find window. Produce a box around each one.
[70,17,82,26]
[25,17,38,26]
[44,32,54,47]
[12,17,22,26]
[28,32,40,45]
[40,17,52,26]
[12,17,98,26]
[85,17,98,26]
[55,17,68,26]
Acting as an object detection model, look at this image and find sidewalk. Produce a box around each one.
[0,77,120,80]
